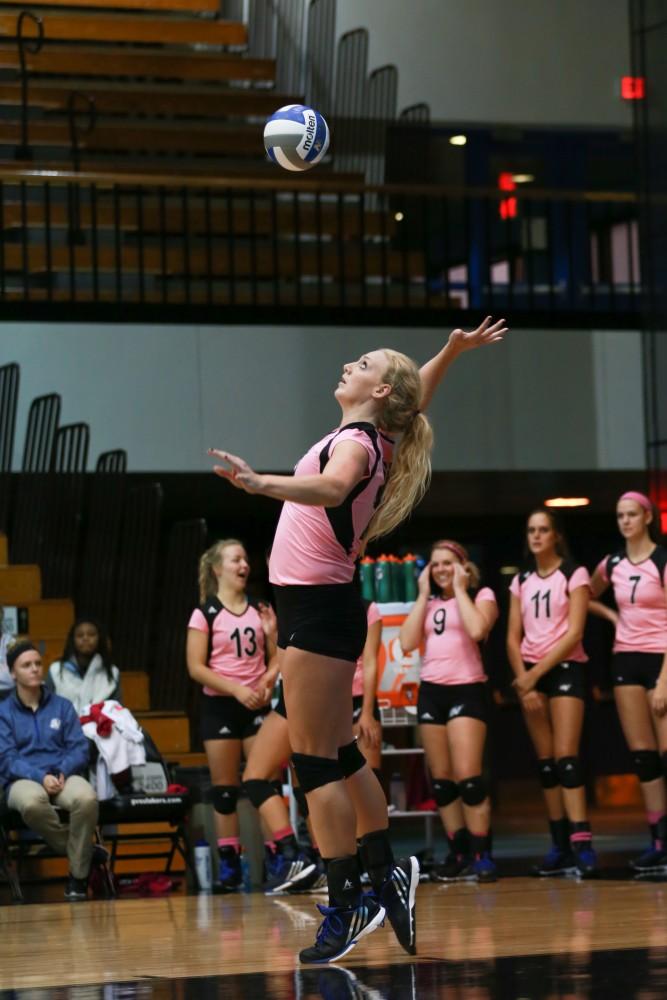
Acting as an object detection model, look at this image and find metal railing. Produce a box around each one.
[0,168,641,325]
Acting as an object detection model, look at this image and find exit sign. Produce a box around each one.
[621,76,646,100]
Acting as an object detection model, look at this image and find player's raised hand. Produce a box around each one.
[208,448,264,494]
[447,316,508,354]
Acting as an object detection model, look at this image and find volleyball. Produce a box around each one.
[263,104,330,172]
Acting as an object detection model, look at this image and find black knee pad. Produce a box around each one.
[272,778,284,797]
[291,753,344,794]
[634,750,663,783]
[338,740,366,779]
[556,756,583,789]
[458,775,487,806]
[242,779,279,810]
[293,786,309,818]
[537,757,559,789]
[210,785,239,815]
[432,779,460,808]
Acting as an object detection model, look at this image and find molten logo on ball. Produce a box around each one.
[264,104,330,173]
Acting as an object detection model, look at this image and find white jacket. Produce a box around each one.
[81,700,146,799]
[47,655,121,715]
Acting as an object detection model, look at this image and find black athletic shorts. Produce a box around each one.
[612,651,665,690]
[200,693,270,742]
[273,583,367,663]
[274,684,381,724]
[417,680,489,726]
[352,694,381,723]
[524,660,586,700]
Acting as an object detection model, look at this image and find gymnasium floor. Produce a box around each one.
[2,809,667,999]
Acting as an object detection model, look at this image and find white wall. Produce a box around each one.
[334,0,632,128]
[0,322,645,473]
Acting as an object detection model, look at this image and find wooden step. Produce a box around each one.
[121,671,150,711]
[0,80,299,119]
[0,533,7,566]
[0,13,246,46]
[0,0,220,12]
[0,45,275,83]
[0,119,263,156]
[136,711,190,754]
[1,197,394,240]
[166,750,207,767]
[23,599,74,637]
[37,637,66,668]
[0,565,41,604]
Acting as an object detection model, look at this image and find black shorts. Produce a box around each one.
[417,680,489,726]
[274,682,287,719]
[273,583,367,663]
[612,652,665,690]
[525,661,587,700]
[200,693,270,742]
[352,695,381,723]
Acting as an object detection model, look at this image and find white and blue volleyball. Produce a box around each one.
[263,104,330,172]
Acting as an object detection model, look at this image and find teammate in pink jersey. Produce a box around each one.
[400,540,498,883]
[210,317,508,963]
[507,509,596,878]
[589,490,667,873]
[186,539,278,892]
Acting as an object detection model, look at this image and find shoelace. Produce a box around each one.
[314,903,347,944]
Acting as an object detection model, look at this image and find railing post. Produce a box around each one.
[67,91,96,246]
[14,10,44,161]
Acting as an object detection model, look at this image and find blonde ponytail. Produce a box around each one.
[365,350,433,545]
[198,538,244,603]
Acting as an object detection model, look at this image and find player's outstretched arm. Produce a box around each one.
[419,316,508,412]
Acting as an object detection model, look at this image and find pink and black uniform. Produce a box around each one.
[596,546,667,689]
[510,561,591,698]
[269,422,394,663]
[188,597,270,741]
[352,601,382,723]
[417,587,497,725]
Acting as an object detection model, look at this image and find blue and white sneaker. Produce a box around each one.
[533,845,578,877]
[298,897,385,964]
[458,851,498,883]
[379,856,419,955]
[264,848,316,895]
[572,842,599,878]
[216,850,242,892]
[631,844,667,873]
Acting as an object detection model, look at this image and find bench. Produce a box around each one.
[0,790,192,903]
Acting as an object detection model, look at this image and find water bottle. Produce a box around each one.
[389,772,406,812]
[194,838,212,892]
[402,554,418,602]
[240,854,251,893]
[359,557,376,602]
[374,555,392,603]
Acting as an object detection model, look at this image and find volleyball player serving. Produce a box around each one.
[590,491,667,873]
[507,509,597,878]
[210,316,507,964]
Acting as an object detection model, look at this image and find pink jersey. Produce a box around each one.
[420,587,496,686]
[269,424,393,586]
[510,562,590,663]
[596,547,667,653]
[188,601,266,695]
[352,601,382,697]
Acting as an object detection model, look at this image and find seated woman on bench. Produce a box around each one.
[0,641,101,901]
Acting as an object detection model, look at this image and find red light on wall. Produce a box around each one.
[621,76,646,100]
[498,172,516,192]
[500,197,518,220]
[661,510,667,535]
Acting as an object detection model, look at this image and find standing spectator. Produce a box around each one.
[47,619,121,715]
[0,641,100,900]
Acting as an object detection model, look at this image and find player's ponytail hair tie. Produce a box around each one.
[619,490,653,513]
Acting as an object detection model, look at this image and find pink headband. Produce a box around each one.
[437,541,467,563]
[619,491,653,512]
